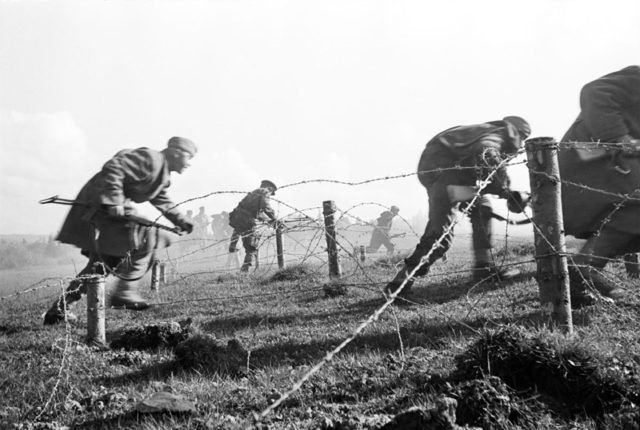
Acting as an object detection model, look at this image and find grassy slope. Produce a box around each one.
[1,240,639,429]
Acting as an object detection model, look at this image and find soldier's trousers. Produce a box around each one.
[575,226,640,269]
[366,228,394,253]
[47,250,149,314]
[229,228,259,271]
[404,183,493,272]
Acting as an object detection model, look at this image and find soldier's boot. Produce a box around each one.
[43,279,83,325]
[568,265,620,307]
[110,281,150,310]
[240,252,254,273]
[384,263,430,296]
[472,263,521,284]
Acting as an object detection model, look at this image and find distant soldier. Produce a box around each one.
[185,210,194,232]
[43,137,197,324]
[366,206,400,255]
[559,65,640,306]
[228,180,280,272]
[385,116,531,294]
[211,211,233,241]
[193,206,210,238]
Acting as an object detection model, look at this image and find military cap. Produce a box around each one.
[167,136,198,157]
[390,205,400,213]
[260,179,277,194]
[502,116,531,139]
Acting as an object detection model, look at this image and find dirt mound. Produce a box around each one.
[454,326,640,417]
[449,376,540,430]
[174,333,248,375]
[323,281,348,297]
[266,264,319,283]
[109,319,192,351]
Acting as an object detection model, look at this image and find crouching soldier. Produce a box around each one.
[228,180,279,272]
[559,65,640,306]
[43,137,197,324]
[366,206,400,255]
[385,116,531,295]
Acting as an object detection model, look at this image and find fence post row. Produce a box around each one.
[322,200,342,279]
[525,137,573,333]
[85,274,107,347]
[276,222,285,269]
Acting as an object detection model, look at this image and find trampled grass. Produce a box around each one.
[1,241,640,429]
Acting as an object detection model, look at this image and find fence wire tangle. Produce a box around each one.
[2,138,639,427]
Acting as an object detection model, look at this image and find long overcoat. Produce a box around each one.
[57,147,187,256]
[559,66,640,239]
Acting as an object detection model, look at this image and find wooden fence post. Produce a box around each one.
[159,262,166,284]
[323,200,342,279]
[526,137,573,333]
[151,258,160,291]
[276,223,285,269]
[624,253,640,278]
[85,274,107,347]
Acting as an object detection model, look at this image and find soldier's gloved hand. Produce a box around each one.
[107,205,126,217]
[506,190,530,214]
[177,221,194,234]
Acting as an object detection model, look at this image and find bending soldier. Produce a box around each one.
[366,206,400,255]
[43,137,196,324]
[228,180,279,272]
[385,116,531,294]
[559,65,640,306]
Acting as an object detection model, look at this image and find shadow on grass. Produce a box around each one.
[97,307,561,388]
[407,270,536,305]
[199,300,384,334]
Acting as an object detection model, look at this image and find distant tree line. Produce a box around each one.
[0,236,77,270]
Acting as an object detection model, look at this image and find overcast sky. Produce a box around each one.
[1,0,639,235]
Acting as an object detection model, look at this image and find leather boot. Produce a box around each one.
[472,263,520,284]
[568,265,617,307]
[384,264,429,296]
[110,280,150,310]
[43,279,83,325]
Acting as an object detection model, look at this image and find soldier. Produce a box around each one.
[43,137,197,324]
[559,65,640,306]
[228,180,279,272]
[211,211,233,241]
[193,206,210,238]
[385,116,531,295]
[366,206,400,255]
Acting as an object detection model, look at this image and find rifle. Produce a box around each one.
[39,195,183,234]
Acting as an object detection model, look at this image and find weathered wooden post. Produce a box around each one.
[151,258,160,291]
[159,262,166,284]
[276,223,285,269]
[624,253,640,278]
[323,200,342,278]
[85,274,106,347]
[526,137,573,333]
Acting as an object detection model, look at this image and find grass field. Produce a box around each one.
[1,233,640,429]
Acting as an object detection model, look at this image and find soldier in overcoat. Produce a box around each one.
[559,65,640,305]
[228,180,279,272]
[43,137,197,324]
[385,116,531,294]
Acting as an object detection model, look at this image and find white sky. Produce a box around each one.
[1,0,639,235]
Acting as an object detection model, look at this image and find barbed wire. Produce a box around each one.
[7,139,639,427]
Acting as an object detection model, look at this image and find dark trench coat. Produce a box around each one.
[57,147,186,256]
[559,66,640,240]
